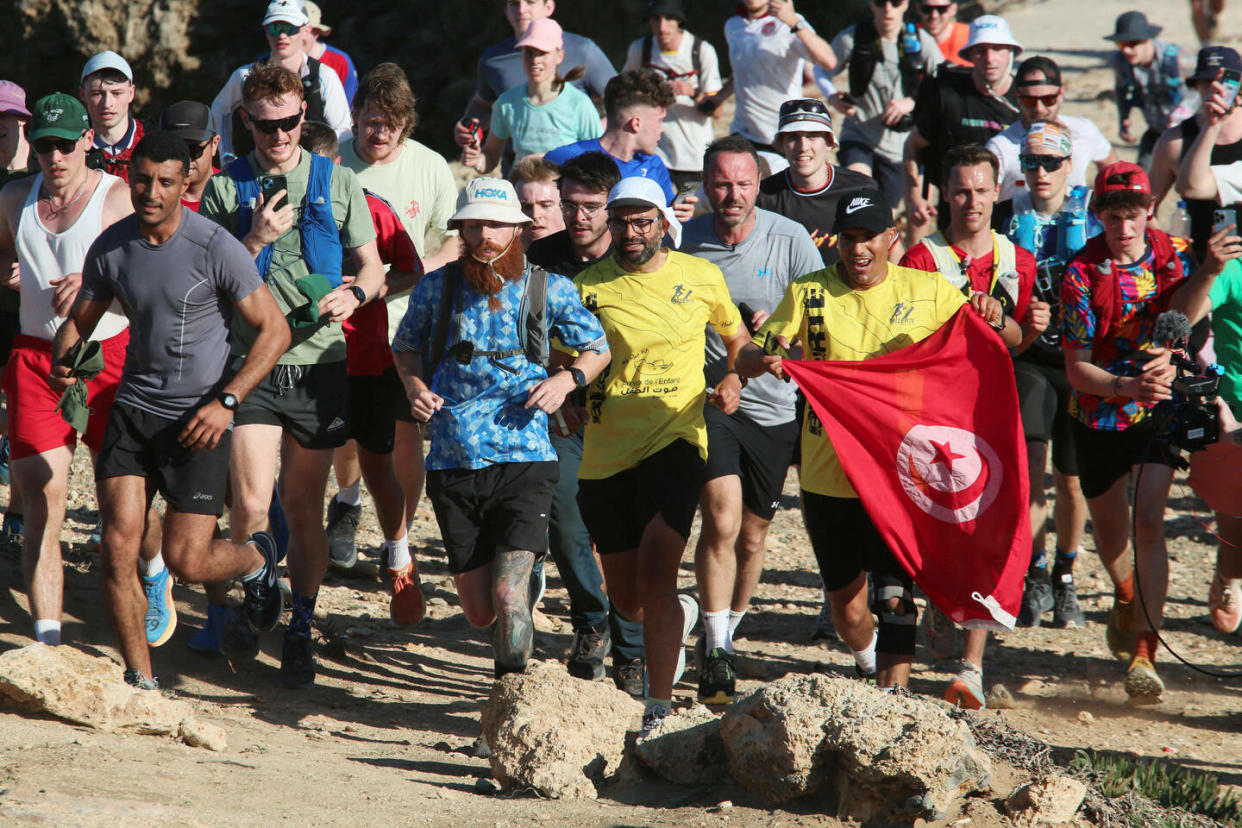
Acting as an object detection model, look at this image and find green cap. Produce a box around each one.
[29,93,90,142]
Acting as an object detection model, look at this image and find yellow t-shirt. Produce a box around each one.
[755,262,966,498]
[575,251,741,480]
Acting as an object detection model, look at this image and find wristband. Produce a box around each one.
[1112,375,1123,397]
[790,20,804,33]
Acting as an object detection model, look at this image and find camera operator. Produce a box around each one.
[1168,221,1242,634]
[1060,161,1196,706]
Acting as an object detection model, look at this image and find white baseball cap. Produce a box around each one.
[958,15,1023,60]
[450,178,531,226]
[607,176,681,249]
[80,51,133,84]
[263,0,309,27]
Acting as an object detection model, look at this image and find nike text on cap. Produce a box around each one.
[832,191,894,236]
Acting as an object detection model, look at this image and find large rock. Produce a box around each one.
[0,643,227,751]
[1005,774,1087,825]
[720,673,991,822]
[479,659,643,799]
[634,704,729,786]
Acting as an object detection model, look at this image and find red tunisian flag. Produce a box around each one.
[783,306,1029,629]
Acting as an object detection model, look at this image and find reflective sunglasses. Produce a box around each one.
[264,21,302,37]
[246,111,303,134]
[185,140,211,161]
[778,97,831,119]
[1018,93,1060,108]
[606,216,658,233]
[1019,154,1069,173]
[33,134,83,155]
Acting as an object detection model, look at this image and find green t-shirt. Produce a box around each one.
[1209,258,1242,408]
[200,149,376,365]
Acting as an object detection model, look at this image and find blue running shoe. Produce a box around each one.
[2,511,23,554]
[86,519,102,553]
[142,565,177,647]
[188,603,230,655]
[268,484,289,563]
[243,531,283,632]
[0,435,10,486]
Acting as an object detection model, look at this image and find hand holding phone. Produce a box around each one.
[260,174,289,212]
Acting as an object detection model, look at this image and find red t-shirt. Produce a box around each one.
[900,239,1036,324]
[343,193,423,375]
[181,168,220,212]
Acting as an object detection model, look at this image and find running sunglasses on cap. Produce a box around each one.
[265,21,302,37]
[246,111,303,134]
[33,133,84,155]
[1019,154,1069,172]
[778,98,831,118]
[1018,93,1060,107]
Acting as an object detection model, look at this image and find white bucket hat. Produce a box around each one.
[958,14,1023,60]
[450,177,531,226]
[607,176,681,249]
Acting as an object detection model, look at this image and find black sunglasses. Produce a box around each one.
[246,111,302,134]
[872,0,905,6]
[33,134,83,155]
[1019,154,1069,173]
[185,140,211,161]
[779,98,830,118]
[921,3,953,13]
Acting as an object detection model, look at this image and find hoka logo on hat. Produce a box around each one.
[845,197,873,214]
[475,188,508,200]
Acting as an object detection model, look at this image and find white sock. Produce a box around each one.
[337,484,361,507]
[386,536,412,570]
[852,630,878,675]
[728,608,746,638]
[702,609,731,653]
[644,697,671,713]
[34,619,61,646]
[138,551,165,578]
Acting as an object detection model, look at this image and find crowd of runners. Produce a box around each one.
[0,0,1240,732]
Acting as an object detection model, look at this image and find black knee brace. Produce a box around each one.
[873,582,917,657]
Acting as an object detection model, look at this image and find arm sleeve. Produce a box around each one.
[580,38,619,99]
[1059,262,1096,350]
[707,269,742,337]
[548,274,608,353]
[392,273,437,353]
[198,175,237,235]
[790,226,825,281]
[829,28,853,79]
[489,92,514,142]
[577,94,604,141]
[428,154,459,241]
[318,66,353,144]
[335,168,378,249]
[920,30,944,74]
[698,41,723,95]
[1208,260,1240,311]
[340,52,359,104]
[1084,121,1113,162]
[622,40,641,73]
[912,75,943,138]
[787,16,816,61]
[652,159,676,205]
[77,246,114,303]
[754,281,804,351]
[1213,161,1242,205]
[210,227,264,302]
[210,65,248,160]
[898,246,936,272]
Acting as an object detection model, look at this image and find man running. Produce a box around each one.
[157,101,219,212]
[510,157,565,246]
[302,2,358,104]
[79,52,143,183]
[52,132,290,689]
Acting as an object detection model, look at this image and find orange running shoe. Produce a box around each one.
[1208,573,1242,634]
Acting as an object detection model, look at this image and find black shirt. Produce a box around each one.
[756,166,880,266]
[526,230,613,278]
[1176,117,1242,260]
[913,66,1020,189]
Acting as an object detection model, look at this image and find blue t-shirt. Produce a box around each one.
[545,138,676,205]
[393,265,608,471]
[491,83,603,160]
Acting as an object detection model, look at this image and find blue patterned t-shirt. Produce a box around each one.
[393,264,608,470]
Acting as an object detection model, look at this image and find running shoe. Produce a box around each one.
[853,664,877,686]
[0,435,10,486]
[920,601,960,660]
[325,496,361,572]
[1051,571,1085,629]
[389,560,426,627]
[123,668,158,691]
[1124,656,1164,705]
[2,511,24,554]
[85,519,102,553]
[567,625,610,681]
[1017,571,1054,627]
[612,657,646,698]
[280,632,316,689]
[220,610,260,660]
[1105,598,1136,662]
[944,660,986,710]
[639,703,670,739]
[187,604,230,655]
[672,594,699,687]
[697,647,736,705]
[810,600,838,641]
[1208,573,1242,634]
[529,557,546,612]
[243,531,283,632]
[141,565,177,648]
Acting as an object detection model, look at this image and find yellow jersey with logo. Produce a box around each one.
[575,251,741,480]
[755,262,966,498]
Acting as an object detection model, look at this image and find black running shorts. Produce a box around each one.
[234,360,350,450]
[1070,419,1171,500]
[1013,358,1078,476]
[703,404,797,521]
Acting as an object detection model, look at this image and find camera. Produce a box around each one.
[1146,311,1223,458]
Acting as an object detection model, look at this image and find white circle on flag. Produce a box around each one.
[895,425,1003,524]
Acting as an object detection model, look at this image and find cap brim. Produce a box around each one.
[0,105,31,119]
[169,127,217,143]
[959,41,1023,60]
[776,121,836,137]
[29,126,84,141]
[1104,26,1161,41]
[449,204,531,225]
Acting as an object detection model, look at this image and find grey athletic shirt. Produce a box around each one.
[681,208,823,427]
[80,207,263,419]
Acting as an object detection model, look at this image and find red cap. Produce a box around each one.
[1094,161,1150,197]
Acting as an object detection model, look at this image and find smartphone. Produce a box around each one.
[260,174,288,211]
[1221,68,1242,111]
[673,180,700,207]
[1213,207,1238,237]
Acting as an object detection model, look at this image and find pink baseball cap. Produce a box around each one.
[515,19,563,53]
[0,81,30,119]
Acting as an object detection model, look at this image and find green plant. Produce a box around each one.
[1070,750,1242,826]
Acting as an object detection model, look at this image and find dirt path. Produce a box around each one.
[2,2,1241,826]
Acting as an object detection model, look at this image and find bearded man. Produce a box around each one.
[392,177,610,679]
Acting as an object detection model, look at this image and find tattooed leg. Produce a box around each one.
[493,548,535,677]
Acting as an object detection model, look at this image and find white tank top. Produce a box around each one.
[15,171,129,341]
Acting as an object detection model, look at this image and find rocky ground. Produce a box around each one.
[2,0,1241,825]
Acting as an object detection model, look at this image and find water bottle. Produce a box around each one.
[1010,207,1038,255]
[1057,187,1089,262]
[901,23,921,57]
[1169,200,1192,239]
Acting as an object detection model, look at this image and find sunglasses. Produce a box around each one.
[606,216,658,233]
[33,134,83,155]
[1117,40,1144,49]
[185,140,210,161]
[264,21,302,37]
[921,3,952,13]
[1019,154,1069,172]
[1018,93,1060,108]
[778,98,830,118]
[872,0,905,6]
[246,111,302,134]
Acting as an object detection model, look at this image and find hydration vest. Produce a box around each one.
[1118,43,1182,114]
[848,18,924,107]
[1070,229,1182,363]
[227,152,343,288]
[1009,186,1093,266]
[919,231,1021,315]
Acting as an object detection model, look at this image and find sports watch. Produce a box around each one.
[567,366,587,389]
[218,392,239,411]
[348,284,367,305]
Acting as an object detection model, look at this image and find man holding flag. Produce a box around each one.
[736,191,1029,690]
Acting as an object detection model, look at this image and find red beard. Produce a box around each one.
[459,239,526,310]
